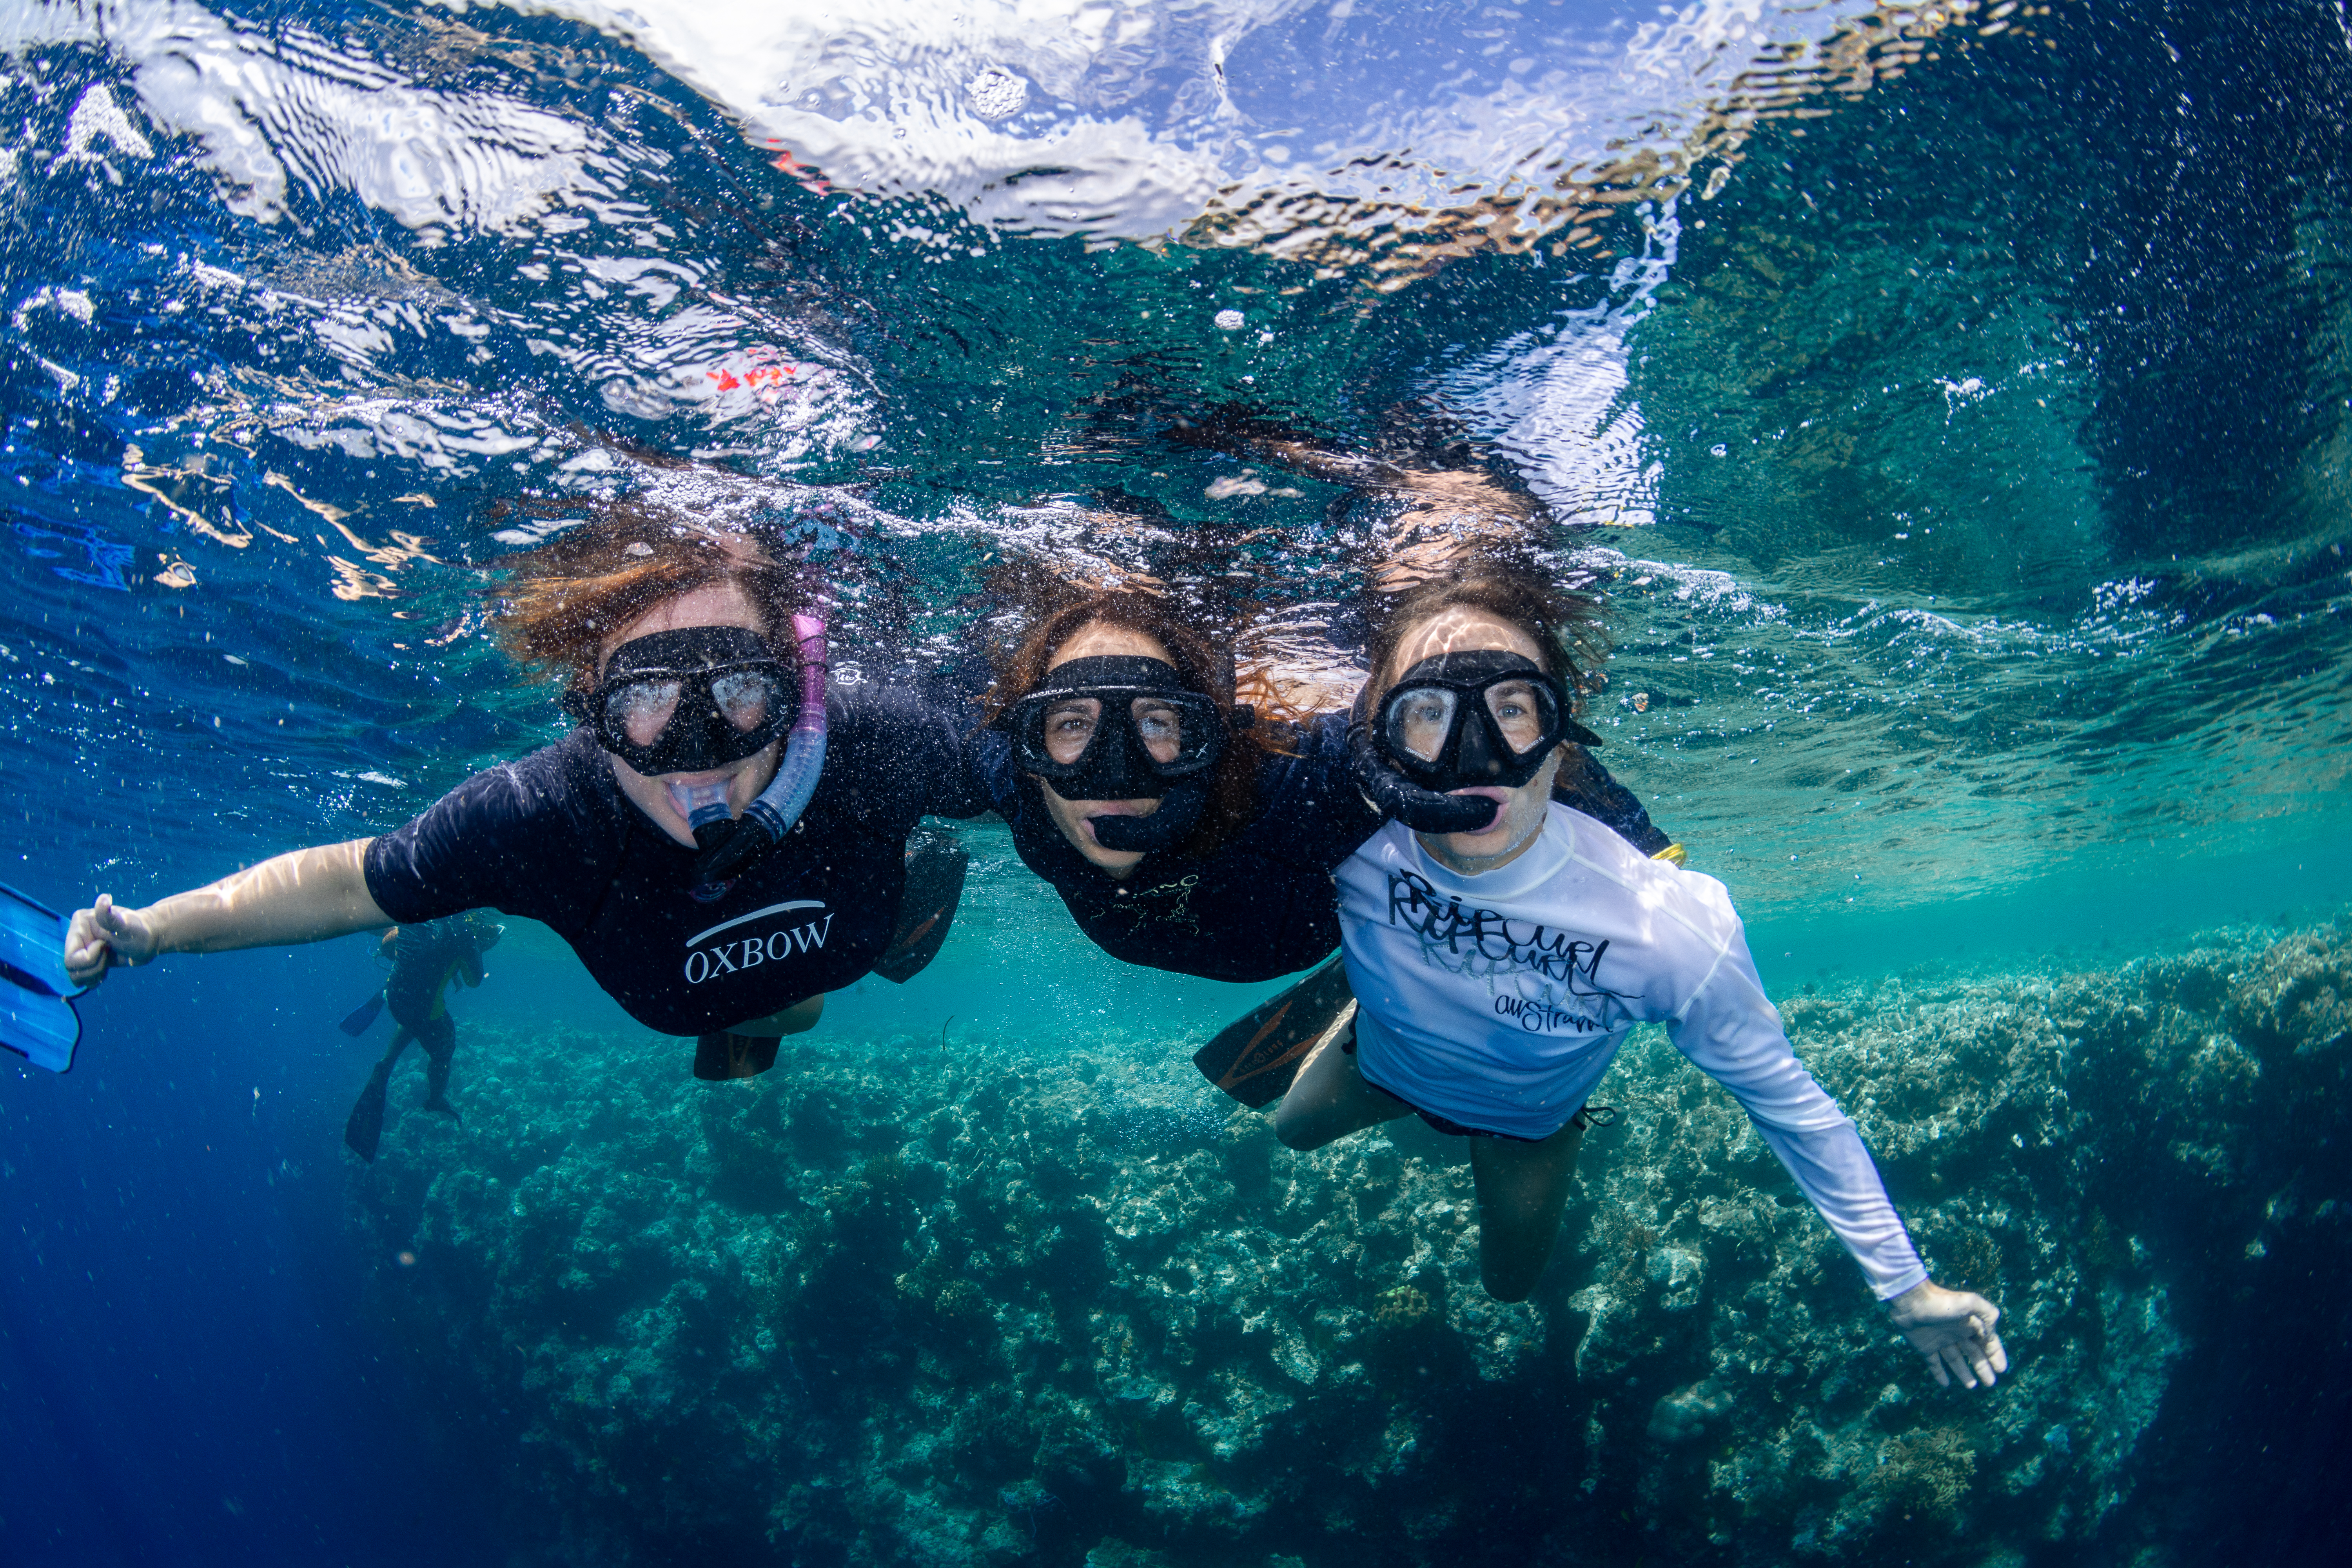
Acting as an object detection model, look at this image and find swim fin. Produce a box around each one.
[694,1031,782,1080]
[345,1056,394,1163]
[873,829,969,984]
[1192,956,1357,1108]
[339,989,387,1036]
[0,882,85,1074]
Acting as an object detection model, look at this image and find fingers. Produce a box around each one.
[1920,1324,2005,1390]
[63,899,116,987]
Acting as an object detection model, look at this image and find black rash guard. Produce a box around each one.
[963,713,1670,984]
[365,686,985,1036]
[965,714,1372,984]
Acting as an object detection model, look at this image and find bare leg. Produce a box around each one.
[1467,1118,1587,1301]
[1273,1024,1414,1151]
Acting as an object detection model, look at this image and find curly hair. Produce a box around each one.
[980,586,1281,858]
[486,497,816,706]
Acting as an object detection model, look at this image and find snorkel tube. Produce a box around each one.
[1087,781,1207,854]
[1345,682,1502,836]
[691,612,829,888]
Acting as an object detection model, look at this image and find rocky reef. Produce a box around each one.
[352,920,2352,1567]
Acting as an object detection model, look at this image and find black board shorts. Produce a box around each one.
[1339,1029,1600,1144]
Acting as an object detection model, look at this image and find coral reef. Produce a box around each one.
[352,921,2352,1566]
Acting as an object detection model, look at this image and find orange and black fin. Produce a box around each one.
[1192,957,1356,1109]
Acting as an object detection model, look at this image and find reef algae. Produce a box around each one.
[352,921,2352,1566]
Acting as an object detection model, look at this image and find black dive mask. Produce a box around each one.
[999,656,1225,802]
[1376,651,1587,792]
[575,627,793,776]
[998,655,1229,855]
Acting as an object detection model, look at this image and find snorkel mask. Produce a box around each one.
[1350,650,1600,834]
[997,655,1228,854]
[573,616,831,890]
[584,627,792,776]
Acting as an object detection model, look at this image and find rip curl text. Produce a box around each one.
[1385,869,1632,998]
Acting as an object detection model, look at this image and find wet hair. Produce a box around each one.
[487,497,811,704]
[1361,552,1610,710]
[981,588,1275,856]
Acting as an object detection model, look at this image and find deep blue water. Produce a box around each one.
[3,0,2350,1563]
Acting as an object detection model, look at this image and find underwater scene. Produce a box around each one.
[2,0,2349,1564]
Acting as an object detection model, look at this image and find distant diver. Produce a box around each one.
[1265,554,2009,1388]
[64,497,978,1083]
[340,911,502,1162]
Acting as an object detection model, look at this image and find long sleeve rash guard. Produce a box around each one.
[1337,804,1927,1299]
[364,684,988,1037]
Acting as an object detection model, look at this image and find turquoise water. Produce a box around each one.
[2,1,2349,1564]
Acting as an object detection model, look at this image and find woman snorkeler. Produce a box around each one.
[1270,556,2009,1390]
[64,497,984,1082]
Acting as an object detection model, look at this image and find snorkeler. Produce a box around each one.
[967,583,1671,996]
[1272,557,2009,1389]
[62,501,985,1082]
[341,910,502,1162]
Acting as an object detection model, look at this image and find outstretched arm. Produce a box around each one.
[64,840,389,987]
[1665,902,2011,1388]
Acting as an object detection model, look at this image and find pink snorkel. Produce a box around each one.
[692,611,828,887]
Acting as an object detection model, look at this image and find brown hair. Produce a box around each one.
[981,588,1276,857]
[1361,553,1611,711]
[487,498,812,703]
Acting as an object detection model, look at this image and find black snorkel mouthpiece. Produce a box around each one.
[1087,782,1207,853]
[668,780,739,860]
[1348,720,1500,834]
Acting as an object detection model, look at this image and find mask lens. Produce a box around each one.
[1130,697,1187,765]
[1483,679,1556,755]
[606,678,682,747]
[710,668,780,733]
[1384,687,1460,764]
[1041,697,1103,765]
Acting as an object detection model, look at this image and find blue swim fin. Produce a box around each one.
[339,990,387,1036]
[0,882,85,1074]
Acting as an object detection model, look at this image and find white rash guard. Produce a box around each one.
[1336,803,1928,1300]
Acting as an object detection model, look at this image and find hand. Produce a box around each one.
[63,894,158,988]
[1887,1279,2008,1389]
